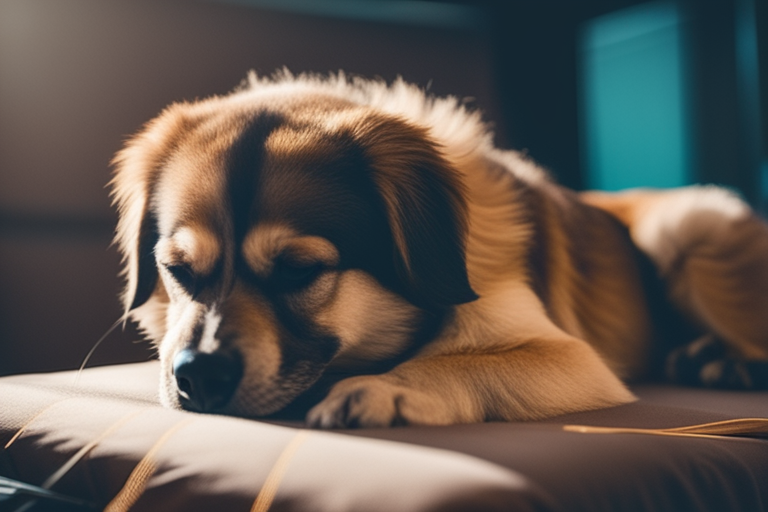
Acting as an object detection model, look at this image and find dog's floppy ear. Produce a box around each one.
[350,114,479,310]
[110,106,187,313]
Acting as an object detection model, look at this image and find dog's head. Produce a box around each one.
[111,78,478,417]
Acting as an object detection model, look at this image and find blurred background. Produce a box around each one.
[0,0,766,375]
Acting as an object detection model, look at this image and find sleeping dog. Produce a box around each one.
[111,72,768,427]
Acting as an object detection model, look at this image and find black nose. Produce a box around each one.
[172,349,243,412]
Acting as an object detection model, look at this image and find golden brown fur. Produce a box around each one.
[111,71,768,427]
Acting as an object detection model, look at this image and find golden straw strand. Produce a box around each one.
[251,430,311,512]
[104,417,195,512]
[41,408,147,490]
[564,417,768,440]
[4,398,73,450]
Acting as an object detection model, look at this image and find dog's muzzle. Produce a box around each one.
[172,348,243,412]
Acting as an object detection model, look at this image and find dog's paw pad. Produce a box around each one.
[666,334,768,389]
[700,360,744,388]
[700,359,768,389]
[666,334,725,385]
[306,377,443,429]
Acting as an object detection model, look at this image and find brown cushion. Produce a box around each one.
[1,362,767,511]
[0,363,553,512]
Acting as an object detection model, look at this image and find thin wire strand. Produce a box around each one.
[41,409,147,490]
[73,316,126,385]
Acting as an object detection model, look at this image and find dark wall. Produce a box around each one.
[460,0,766,195]
[472,0,648,189]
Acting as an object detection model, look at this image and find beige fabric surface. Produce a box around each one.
[0,362,553,512]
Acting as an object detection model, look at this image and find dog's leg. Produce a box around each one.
[583,187,768,389]
[306,336,635,428]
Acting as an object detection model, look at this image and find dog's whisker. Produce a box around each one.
[73,317,126,385]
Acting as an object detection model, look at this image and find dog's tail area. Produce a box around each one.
[582,186,768,389]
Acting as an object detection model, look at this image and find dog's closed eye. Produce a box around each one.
[164,263,198,296]
[270,258,325,290]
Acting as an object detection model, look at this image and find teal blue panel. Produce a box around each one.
[580,1,691,191]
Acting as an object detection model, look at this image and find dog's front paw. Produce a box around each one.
[306,376,452,428]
